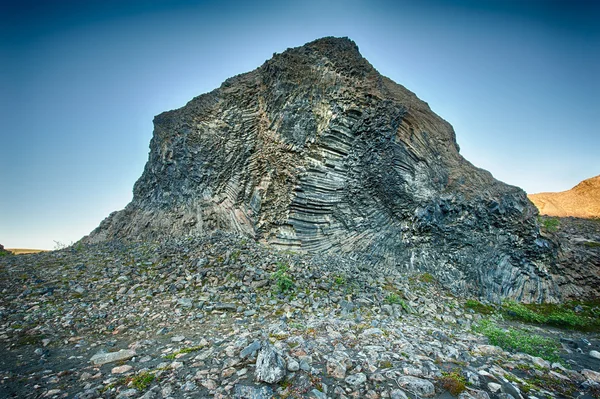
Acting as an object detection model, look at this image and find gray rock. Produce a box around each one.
[327,358,346,379]
[215,303,237,311]
[310,389,327,399]
[287,358,300,372]
[90,349,135,365]
[345,373,367,386]
[240,340,261,359]
[502,382,522,399]
[115,389,138,399]
[233,385,274,399]
[590,350,600,360]
[390,389,409,399]
[181,381,197,391]
[177,298,193,308]
[396,376,435,397]
[255,342,286,383]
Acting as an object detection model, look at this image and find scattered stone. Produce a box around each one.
[111,365,132,374]
[390,389,409,399]
[90,349,136,365]
[233,384,273,399]
[582,369,600,383]
[255,342,286,384]
[327,358,347,379]
[345,373,367,386]
[287,358,300,372]
[395,376,435,397]
[589,350,600,360]
[240,340,261,359]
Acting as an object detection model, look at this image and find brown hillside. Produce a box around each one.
[528,175,600,218]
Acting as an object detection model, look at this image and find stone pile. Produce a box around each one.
[1,233,598,398]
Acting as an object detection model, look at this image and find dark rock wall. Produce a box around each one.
[87,37,566,302]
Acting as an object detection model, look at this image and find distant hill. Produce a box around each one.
[528,175,600,218]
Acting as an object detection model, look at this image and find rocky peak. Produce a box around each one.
[86,37,563,302]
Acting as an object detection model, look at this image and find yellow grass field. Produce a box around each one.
[6,248,48,255]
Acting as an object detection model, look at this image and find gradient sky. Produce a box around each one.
[1,0,599,249]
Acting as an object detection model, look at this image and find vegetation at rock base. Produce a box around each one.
[164,344,205,359]
[438,370,467,395]
[465,299,494,314]
[131,372,156,391]
[539,216,560,232]
[465,298,600,331]
[502,300,600,331]
[472,319,561,363]
[272,262,294,293]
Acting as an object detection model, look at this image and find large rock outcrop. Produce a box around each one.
[87,37,559,302]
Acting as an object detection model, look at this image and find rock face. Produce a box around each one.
[539,216,600,300]
[529,175,600,219]
[86,37,558,302]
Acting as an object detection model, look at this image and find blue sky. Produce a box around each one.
[1,0,598,249]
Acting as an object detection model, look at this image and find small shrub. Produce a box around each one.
[272,262,294,293]
[131,372,155,391]
[385,293,410,312]
[439,371,466,395]
[333,274,346,286]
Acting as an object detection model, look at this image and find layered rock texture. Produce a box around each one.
[529,175,600,219]
[87,37,559,302]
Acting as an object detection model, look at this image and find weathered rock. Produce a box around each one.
[345,373,367,386]
[85,36,560,302]
[90,349,135,365]
[582,369,600,383]
[255,342,286,383]
[240,340,261,359]
[233,385,274,399]
[326,358,346,379]
[111,365,132,374]
[395,376,435,397]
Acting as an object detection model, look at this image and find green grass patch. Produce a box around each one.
[465,299,494,315]
[539,216,560,232]
[165,344,205,359]
[584,241,600,248]
[333,274,347,286]
[473,319,560,363]
[131,372,155,391]
[501,300,600,331]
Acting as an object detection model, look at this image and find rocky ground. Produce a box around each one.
[1,233,599,399]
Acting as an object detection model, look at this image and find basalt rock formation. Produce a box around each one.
[87,37,559,302]
[529,175,600,219]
